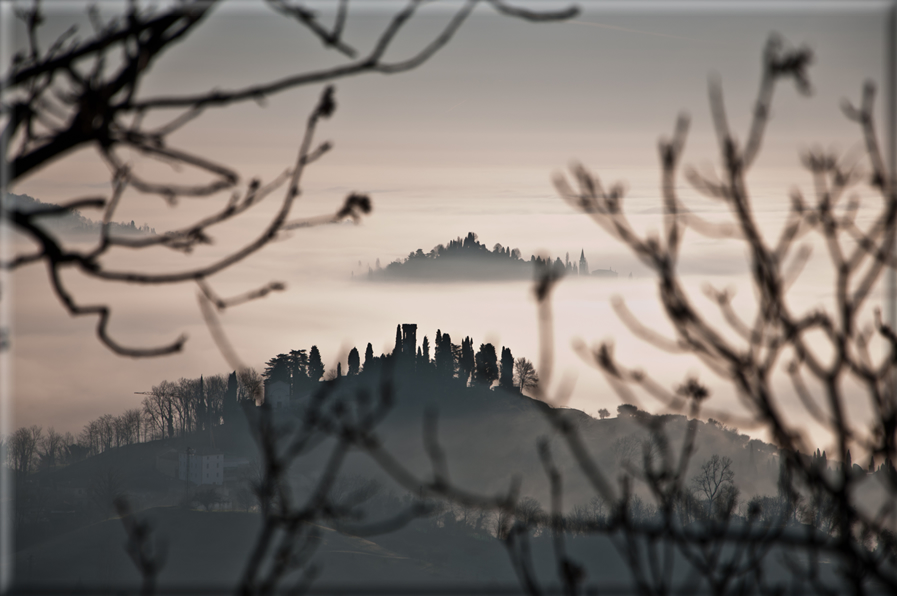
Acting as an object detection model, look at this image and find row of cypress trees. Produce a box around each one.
[262,326,521,394]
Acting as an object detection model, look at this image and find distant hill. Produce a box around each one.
[3,192,156,239]
[362,232,619,282]
[13,321,886,592]
[13,379,840,592]
[14,361,871,592]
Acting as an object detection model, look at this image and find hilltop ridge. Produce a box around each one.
[3,192,155,238]
[361,232,620,282]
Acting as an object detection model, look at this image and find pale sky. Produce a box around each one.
[3,0,892,454]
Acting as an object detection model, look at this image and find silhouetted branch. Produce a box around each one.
[115,498,168,596]
[549,31,897,595]
[5,0,576,361]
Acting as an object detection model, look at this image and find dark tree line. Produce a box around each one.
[4,319,538,481]
[367,231,591,281]
[261,324,538,396]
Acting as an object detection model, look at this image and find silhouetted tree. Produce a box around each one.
[691,455,736,518]
[264,354,292,384]
[363,343,374,373]
[289,349,309,392]
[435,331,455,378]
[513,357,538,393]
[499,347,515,389]
[223,371,239,425]
[237,367,264,407]
[308,346,324,382]
[37,427,64,470]
[195,376,206,433]
[536,30,897,595]
[515,496,545,531]
[474,343,499,387]
[617,404,638,418]
[8,426,41,479]
[142,380,177,439]
[598,408,610,420]
[421,336,431,366]
[347,347,360,376]
[1,0,577,360]
[459,337,475,385]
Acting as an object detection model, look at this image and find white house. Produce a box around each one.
[178,446,224,486]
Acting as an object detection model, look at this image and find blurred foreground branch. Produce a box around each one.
[1,0,577,357]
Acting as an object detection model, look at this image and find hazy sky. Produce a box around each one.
[4,0,892,452]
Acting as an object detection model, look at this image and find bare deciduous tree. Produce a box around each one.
[514,495,545,531]
[691,455,736,518]
[17,3,896,595]
[1,3,583,594]
[7,425,41,479]
[514,356,539,393]
[37,426,63,470]
[2,0,577,360]
[545,32,897,594]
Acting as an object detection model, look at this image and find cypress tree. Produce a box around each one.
[364,343,374,371]
[308,346,325,382]
[347,347,360,376]
[437,332,454,377]
[474,343,498,386]
[223,371,238,424]
[289,349,308,393]
[459,337,475,384]
[499,347,514,389]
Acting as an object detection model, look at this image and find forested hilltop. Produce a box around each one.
[363,232,619,281]
[8,321,895,590]
[2,192,155,238]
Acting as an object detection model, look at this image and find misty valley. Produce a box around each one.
[5,1,897,593]
[9,322,894,593]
